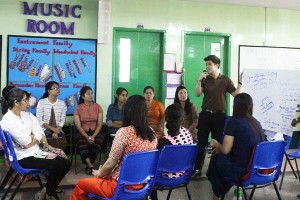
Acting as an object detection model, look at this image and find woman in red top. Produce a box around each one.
[70,95,157,200]
[74,86,104,175]
[143,86,165,139]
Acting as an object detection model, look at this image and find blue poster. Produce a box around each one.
[7,35,97,115]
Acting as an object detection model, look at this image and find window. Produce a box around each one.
[119,38,131,82]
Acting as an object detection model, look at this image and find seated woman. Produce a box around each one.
[174,85,198,142]
[74,86,104,175]
[106,87,128,147]
[151,103,193,200]
[143,86,165,139]
[206,93,264,200]
[0,88,71,200]
[36,81,68,151]
[70,95,157,200]
[24,91,67,160]
[0,85,15,169]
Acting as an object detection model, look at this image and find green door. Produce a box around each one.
[113,28,165,101]
[183,32,231,113]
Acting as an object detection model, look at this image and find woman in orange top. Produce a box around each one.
[143,86,165,139]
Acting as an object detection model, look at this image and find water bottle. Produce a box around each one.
[233,188,243,200]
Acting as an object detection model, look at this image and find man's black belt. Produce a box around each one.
[203,109,225,114]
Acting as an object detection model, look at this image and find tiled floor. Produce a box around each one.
[1,153,300,200]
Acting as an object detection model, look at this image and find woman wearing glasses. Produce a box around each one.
[36,81,68,151]
[0,88,71,200]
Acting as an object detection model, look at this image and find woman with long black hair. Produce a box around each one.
[36,81,68,151]
[174,85,198,142]
[206,93,264,200]
[74,86,104,175]
[70,95,157,200]
[106,87,128,135]
[0,88,71,200]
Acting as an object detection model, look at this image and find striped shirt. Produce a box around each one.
[36,98,67,128]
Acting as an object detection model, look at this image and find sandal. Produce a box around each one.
[46,194,56,200]
[35,187,46,200]
[55,186,62,193]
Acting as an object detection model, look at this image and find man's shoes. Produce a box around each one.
[192,169,201,177]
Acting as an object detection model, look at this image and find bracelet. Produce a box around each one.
[238,81,242,85]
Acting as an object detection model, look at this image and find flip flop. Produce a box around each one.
[55,186,62,193]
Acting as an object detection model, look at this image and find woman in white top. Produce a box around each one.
[36,81,68,151]
[0,88,71,200]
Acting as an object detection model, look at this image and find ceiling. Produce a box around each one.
[184,0,300,11]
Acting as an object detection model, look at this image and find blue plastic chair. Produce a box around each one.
[87,149,159,200]
[279,135,300,189]
[221,140,286,200]
[0,126,15,193]
[0,127,59,200]
[153,145,198,200]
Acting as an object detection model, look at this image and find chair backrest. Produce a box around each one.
[224,116,232,130]
[0,128,36,175]
[221,116,232,142]
[243,140,285,186]
[0,126,10,163]
[111,149,159,200]
[154,144,198,187]
[283,134,292,151]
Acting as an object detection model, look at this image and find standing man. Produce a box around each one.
[194,55,242,176]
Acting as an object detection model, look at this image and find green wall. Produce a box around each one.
[1,0,300,118]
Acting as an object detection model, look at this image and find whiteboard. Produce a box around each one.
[243,69,300,135]
[238,45,300,135]
[239,45,300,73]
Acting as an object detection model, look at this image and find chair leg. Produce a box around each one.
[70,141,74,164]
[9,175,27,200]
[75,144,78,175]
[287,157,298,178]
[166,189,173,200]
[249,185,256,200]
[97,145,102,166]
[1,173,19,200]
[185,184,192,200]
[0,167,14,190]
[294,158,300,182]
[242,187,248,200]
[279,158,288,189]
[273,182,282,200]
[36,175,44,189]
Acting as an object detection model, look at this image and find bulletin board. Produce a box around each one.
[165,72,182,99]
[7,35,97,115]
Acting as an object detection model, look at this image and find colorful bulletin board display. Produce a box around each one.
[7,35,97,115]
